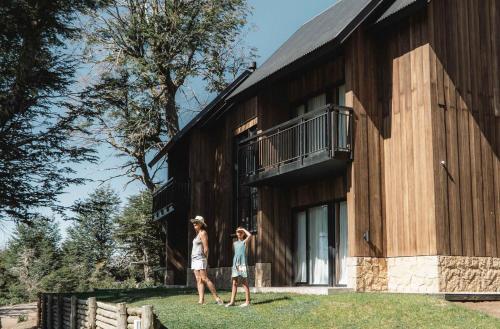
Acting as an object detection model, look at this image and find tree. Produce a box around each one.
[63,186,121,282]
[114,191,163,282]
[1,217,61,302]
[0,0,104,223]
[80,0,255,191]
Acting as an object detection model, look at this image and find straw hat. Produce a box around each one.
[190,215,207,227]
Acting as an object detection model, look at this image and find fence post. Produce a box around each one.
[117,303,127,329]
[88,297,96,329]
[47,295,53,329]
[141,305,153,329]
[37,293,42,329]
[70,296,77,329]
[56,295,62,329]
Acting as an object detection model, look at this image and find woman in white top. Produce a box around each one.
[191,215,223,305]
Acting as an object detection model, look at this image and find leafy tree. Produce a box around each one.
[61,186,121,289]
[80,0,255,191]
[0,0,104,223]
[1,217,61,302]
[114,191,163,282]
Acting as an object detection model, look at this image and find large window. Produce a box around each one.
[234,127,258,232]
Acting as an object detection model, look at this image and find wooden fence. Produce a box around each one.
[37,294,157,329]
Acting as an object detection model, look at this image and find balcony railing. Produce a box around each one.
[152,178,190,220]
[238,104,353,184]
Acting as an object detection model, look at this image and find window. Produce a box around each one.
[292,93,327,117]
[234,127,258,232]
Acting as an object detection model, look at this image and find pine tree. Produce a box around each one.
[0,0,104,223]
[2,217,61,302]
[61,186,121,289]
[114,191,163,283]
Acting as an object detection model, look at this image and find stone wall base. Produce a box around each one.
[346,257,388,291]
[186,263,271,289]
[439,256,500,292]
[348,256,500,293]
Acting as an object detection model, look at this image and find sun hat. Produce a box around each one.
[190,215,207,227]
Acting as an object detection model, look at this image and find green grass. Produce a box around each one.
[95,288,500,329]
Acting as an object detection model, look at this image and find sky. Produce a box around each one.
[0,0,338,248]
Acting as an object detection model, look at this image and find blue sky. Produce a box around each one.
[0,0,338,247]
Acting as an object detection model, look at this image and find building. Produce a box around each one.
[150,0,500,293]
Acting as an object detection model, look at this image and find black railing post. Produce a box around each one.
[327,106,332,157]
[349,110,354,159]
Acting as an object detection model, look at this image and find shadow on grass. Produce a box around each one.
[94,287,198,304]
[251,296,291,305]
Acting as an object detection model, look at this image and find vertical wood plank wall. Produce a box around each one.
[428,0,500,257]
[345,28,386,258]
[376,10,438,257]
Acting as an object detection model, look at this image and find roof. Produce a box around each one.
[376,0,428,24]
[148,68,253,167]
[228,0,429,99]
[228,0,379,99]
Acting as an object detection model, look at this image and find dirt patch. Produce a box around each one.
[0,303,37,329]
[457,301,500,319]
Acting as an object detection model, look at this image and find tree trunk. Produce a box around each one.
[142,248,153,282]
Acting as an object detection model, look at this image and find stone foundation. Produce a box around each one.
[439,256,500,292]
[186,263,271,289]
[349,255,500,293]
[387,256,440,293]
[346,257,388,291]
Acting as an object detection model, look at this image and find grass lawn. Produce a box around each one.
[93,288,500,329]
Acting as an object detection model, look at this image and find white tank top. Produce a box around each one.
[191,233,205,260]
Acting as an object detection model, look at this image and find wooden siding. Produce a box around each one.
[428,0,500,257]
[345,28,386,258]
[377,10,437,257]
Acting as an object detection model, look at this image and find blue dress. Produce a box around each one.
[231,240,248,278]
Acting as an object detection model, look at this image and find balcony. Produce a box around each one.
[238,104,353,186]
[152,178,190,220]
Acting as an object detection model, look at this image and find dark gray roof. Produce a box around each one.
[229,0,375,99]
[228,0,429,99]
[376,0,426,23]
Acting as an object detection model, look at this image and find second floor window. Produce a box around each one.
[293,93,327,117]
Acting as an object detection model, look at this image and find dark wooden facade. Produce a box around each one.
[158,0,500,286]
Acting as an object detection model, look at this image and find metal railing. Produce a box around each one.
[152,178,189,220]
[238,104,353,177]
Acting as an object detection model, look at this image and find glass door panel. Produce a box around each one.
[308,205,329,285]
[294,210,307,283]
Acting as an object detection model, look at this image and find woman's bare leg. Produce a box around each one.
[199,270,221,302]
[228,278,238,305]
[241,278,250,304]
[194,270,205,304]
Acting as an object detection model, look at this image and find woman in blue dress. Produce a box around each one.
[225,227,252,307]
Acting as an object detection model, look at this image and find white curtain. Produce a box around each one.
[308,205,329,285]
[294,211,307,283]
[338,201,348,285]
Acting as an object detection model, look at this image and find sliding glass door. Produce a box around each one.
[294,205,329,285]
[294,201,348,286]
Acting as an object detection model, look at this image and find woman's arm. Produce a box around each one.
[200,230,209,258]
[242,228,252,244]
